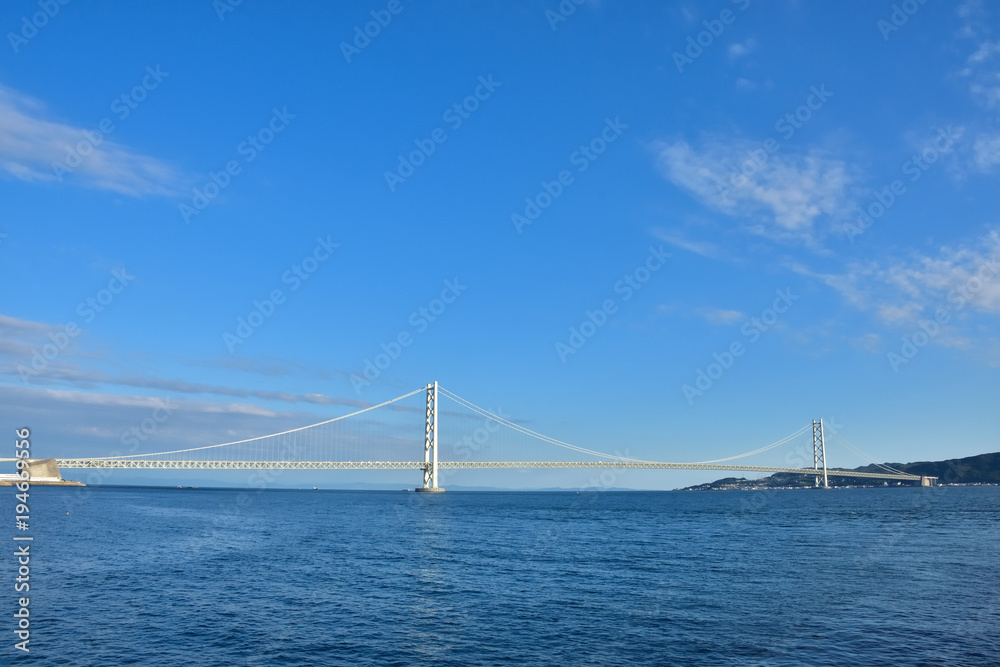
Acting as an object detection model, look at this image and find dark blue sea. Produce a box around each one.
[13,485,1000,665]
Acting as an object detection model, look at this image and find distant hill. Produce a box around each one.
[681,451,1000,490]
[856,452,1000,484]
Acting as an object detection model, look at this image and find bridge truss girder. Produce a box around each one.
[53,458,923,482]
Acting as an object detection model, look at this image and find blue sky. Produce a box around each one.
[1,0,998,489]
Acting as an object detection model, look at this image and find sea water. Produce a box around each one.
[16,485,1000,665]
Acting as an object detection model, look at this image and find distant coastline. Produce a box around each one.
[681,451,1000,490]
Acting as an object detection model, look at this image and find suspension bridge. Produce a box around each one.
[17,382,935,490]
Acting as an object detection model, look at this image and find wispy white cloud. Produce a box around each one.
[0,314,79,364]
[654,139,854,245]
[0,313,367,407]
[957,0,983,20]
[650,227,723,259]
[966,40,1000,65]
[875,303,924,324]
[955,2,1000,109]
[794,229,1000,357]
[0,314,51,335]
[949,5,1000,175]
[972,133,1000,169]
[0,383,310,455]
[0,84,182,197]
[851,332,883,354]
[799,231,1000,318]
[875,233,1000,316]
[965,44,1000,109]
[694,306,744,325]
[185,354,348,382]
[728,38,757,60]
[19,385,281,417]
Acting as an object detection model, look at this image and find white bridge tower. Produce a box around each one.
[416,381,444,492]
[812,419,828,489]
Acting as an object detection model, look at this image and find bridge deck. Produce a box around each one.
[53,459,924,481]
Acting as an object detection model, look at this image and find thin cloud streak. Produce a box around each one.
[0,84,182,197]
[651,228,724,260]
[695,306,745,325]
[0,314,368,408]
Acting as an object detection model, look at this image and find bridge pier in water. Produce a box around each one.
[415,381,445,493]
